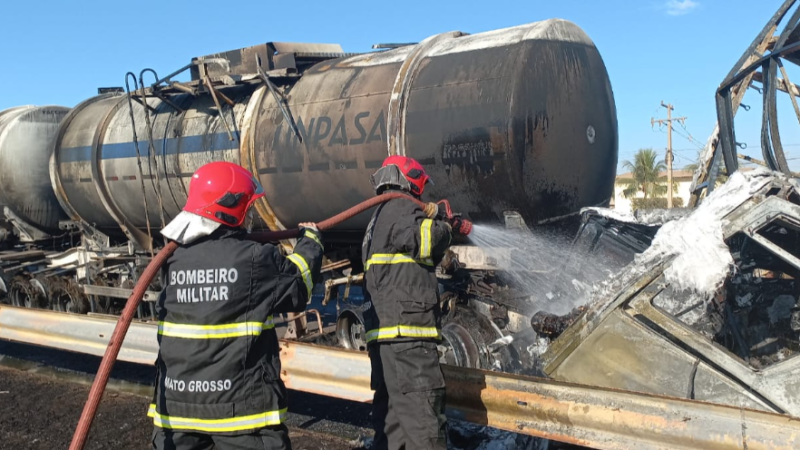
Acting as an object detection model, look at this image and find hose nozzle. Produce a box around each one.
[435,199,471,236]
[449,217,473,236]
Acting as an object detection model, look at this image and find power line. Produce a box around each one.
[674,108,706,148]
[673,153,695,162]
[621,145,800,158]
[673,148,703,153]
[672,127,704,150]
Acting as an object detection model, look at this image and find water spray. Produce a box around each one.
[467,222,616,317]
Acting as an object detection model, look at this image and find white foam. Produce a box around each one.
[580,206,636,223]
[635,169,775,297]
[581,206,690,227]
[583,169,781,321]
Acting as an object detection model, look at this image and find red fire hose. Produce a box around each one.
[68,192,438,450]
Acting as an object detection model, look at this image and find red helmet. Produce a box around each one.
[183,162,265,227]
[380,155,432,196]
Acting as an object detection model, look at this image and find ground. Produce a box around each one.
[0,341,583,450]
[0,365,363,450]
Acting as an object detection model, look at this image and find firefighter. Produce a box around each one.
[149,161,324,450]
[362,155,460,450]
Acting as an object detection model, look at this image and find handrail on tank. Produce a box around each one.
[149,58,229,90]
[255,53,303,143]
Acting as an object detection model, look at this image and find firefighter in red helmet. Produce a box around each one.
[362,155,462,450]
[149,161,323,450]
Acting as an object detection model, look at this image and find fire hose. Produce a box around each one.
[69,192,471,450]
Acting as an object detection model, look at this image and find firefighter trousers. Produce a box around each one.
[368,341,448,450]
[152,425,291,450]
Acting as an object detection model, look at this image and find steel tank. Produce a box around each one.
[51,88,255,245]
[0,105,70,233]
[246,18,617,230]
[52,18,617,240]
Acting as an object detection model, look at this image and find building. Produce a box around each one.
[612,170,695,214]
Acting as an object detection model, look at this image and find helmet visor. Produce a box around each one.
[406,167,434,186]
[251,175,265,196]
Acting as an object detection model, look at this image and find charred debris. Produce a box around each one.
[414,0,800,417]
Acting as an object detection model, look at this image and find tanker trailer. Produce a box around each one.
[50,18,617,250]
[36,18,616,370]
[0,105,72,310]
[0,105,70,244]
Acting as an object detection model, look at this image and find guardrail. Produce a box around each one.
[0,305,798,450]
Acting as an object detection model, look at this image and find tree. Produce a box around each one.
[618,148,669,199]
[631,197,684,210]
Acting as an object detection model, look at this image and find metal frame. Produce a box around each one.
[693,0,800,205]
[80,285,160,302]
[543,175,800,421]
[3,207,51,242]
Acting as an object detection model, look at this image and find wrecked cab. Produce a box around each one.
[539,171,800,416]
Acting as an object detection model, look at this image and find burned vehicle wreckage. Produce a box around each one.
[5,2,800,445]
[317,4,800,418]
[333,168,800,417]
[531,171,800,417]
[333,167,800,419]
[460,0,800,417]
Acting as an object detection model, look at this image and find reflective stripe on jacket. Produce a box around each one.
[150,227,323,435]
[361,195,452,345]
[147,404,287,433]
[157,317,275,339]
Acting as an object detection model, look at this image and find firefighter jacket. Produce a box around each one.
[362,194,452,345]
[148,226,323,435]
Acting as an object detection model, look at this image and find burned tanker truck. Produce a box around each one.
[0,19,619,372]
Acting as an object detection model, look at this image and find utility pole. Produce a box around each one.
[651,102,686,208]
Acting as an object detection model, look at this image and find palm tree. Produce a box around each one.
[618,148,668,199]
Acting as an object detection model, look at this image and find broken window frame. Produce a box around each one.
[542,188,800,416]
[639,196,800,364]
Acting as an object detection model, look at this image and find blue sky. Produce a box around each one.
[1,0,797,173]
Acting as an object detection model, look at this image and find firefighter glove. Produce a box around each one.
[298,222,319,232]
[423,202,439,218]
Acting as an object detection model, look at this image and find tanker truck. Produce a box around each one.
[0,18,618,373]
